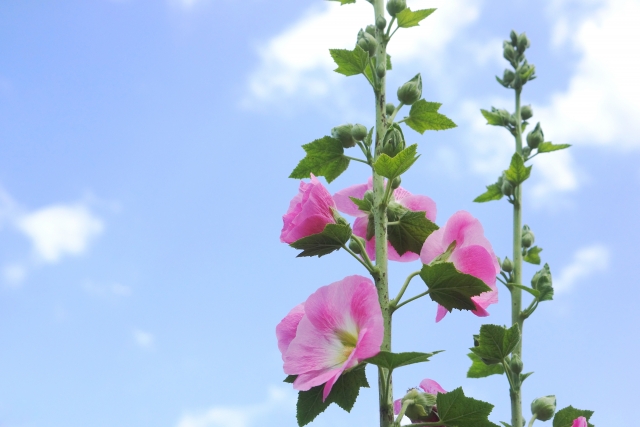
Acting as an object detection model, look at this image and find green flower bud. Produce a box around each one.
[501,176,514,197]
[502,257,513,273]
[526,122,544,149]
[499,69,515,87]
[523,146,532,158]
[391,176,401,189]
[365,25,376,36]
[331,124,357,148]
[357,32,378,56]
[401,389,438,423]
[503,41,516,63]
[381,124,406,157]
[531,395,556,422]
[531,264,552,291]
[510,354,523,374]
[363,190,374,206]
[376,15,387,30]
[521,225,535,248]
[376,62,386,78]
[351,124,368,141]
[510,30,519,47]
[385,103,396,116]
[521,105,533,120]
[386,0,406,17]
[348,237,362,254]
[397,73,422,106]
[517,32,530,53]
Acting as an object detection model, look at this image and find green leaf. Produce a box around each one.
[419,263,492,312]
[373,144,419,179]
[289,136,350,183]
[500,422,513,427]
[396,8,436,28]
[290,223,352,257]
[349,196,372,214]
[474,182,504,203]
[404,99,457,134]
[296,365,369,426]
[552,406,595,427]
[470,324,520,365]
[524,246,542,265]
[466,353,505,378]
[505,153,532,185]
[327,0,356,4]
[388,210,439,255]
[329,46,369,76]
[480,109,505,126]
[537,142,571,153]
[436,387,500,427]
[520,372,534,383]
[364,350,442,371]
[284,375,297,384]
[511,284,540,298]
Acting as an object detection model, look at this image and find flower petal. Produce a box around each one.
[398,194,437,222]
[449,245,498,286]
[276,303,305,358]
[572,417,588,427]
[419,379,447,395]
[420,227,447,265]
[333,179,372,217]
[435,304,448,323]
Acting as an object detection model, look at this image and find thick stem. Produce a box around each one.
[373,2,392,427]
[510,88,524,427]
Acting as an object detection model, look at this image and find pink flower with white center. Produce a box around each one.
[420,210,500,322]
[280,174,337,244]
[279,275,383,401]
[393,379,447,415]
[334,178,437,262]
[573,417,587,427]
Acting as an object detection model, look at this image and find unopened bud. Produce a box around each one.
[376,15,387,30]
[331,124,357,148]
[376,62,386,78]
[357,32,378,56]
[531,395,556,422]
[523,146,531,158]
[502,257,513,273]
[386,0,406,17]
[381,124,406,157]
[521,225,535,248]
[391,176,401,189]
[527,122,544,149]
[521,105,533,120]
[351,124,368,141]
[501,177,514,197]
[501,69,515,87]
[401,389,438,423]
[510,30,519,47]
[386,103,396,116]
[397,73,422,106]
[365,25,376,37]
[517,33,530,53]
[348,238,362,254]
[510,354,523,374]
[503,42,516,63]
[531,264,552,291]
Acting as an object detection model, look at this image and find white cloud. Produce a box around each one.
[133,329,155,349]
[554,244,610,294]
[176,386,295,427]
[17,204,104,263]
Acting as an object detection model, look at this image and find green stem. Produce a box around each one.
[390,271,421,307]
[342,244,376,273]
[385,16,396,40]
[528,414,538,427]
[345,155,371,165]
[387,102,404,123]
[393,290,430,312]
[395,399,413,425]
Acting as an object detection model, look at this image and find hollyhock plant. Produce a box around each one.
[280,174,337,244]
[279,275,383,400]
[420,210,500,322]
[393,379,447,415]
[572,417,587,427]
[334,178,436,262]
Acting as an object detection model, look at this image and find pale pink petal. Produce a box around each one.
[392,186,412,201]
[572,417,587,427]
[293,367,342,392]
[276,303,305,357]
[419,379,447,395]
[333,179,373,217]
[398,194,437,222]
[393,399,402,415]
[435,304,448,322]
[420,228,447,265]
[282,215,332,243]
[449,245,497,286]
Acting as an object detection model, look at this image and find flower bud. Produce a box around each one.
[510,354,523,374]
[357,32,378,56]
[381,124,406,157]
[522,146,531,158]
[501,178,514,197]
[348,237,362,254]
[517,32,530,53]
[503,41,516,64]
[351,124,368,141]
[386,0,406,16]
[521,105,533,120]
[376,15,387,30]
[502,257,513,273]
[391,176,401,189]
[397,74,422,106]
[386,103,396,116]
[531,395,556,422]
[365,25,376,37]
[376,62,386,78]
[331,124,357,148]
[521,225,535,248]
[527,122,544,149]
[499,69,515,88]
[401,389,438,423]
[531,264,552,291]
[510,30,519,47]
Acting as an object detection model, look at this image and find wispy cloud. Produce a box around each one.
[554,244,610,294]
[176,386,295,427]
[133,329,155,349]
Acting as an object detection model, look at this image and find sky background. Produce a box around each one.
[0,0,638,426]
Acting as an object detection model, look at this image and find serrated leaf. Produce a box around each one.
[524,246,542,265]
[364,350,442,371]
[470,324,520,364]
[505,153,532,185]
[420,263,492,312]
[436,387,500,427]
[481,109,505,126]
[329,46,369,76]
[404,99,457,134]
[290,223,352,257]
[290,136,350,183]
[474,182,504,203]
[388,210,439,255]
[373,144,419,179]
[537,142,571,153]
[552,406,595,427]
[466,353,505,378]
[296,365,369,426]
[284,375,297,384]
[396,8,436,28]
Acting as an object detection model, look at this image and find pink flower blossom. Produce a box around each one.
[334,178,436,262]
[572,417,587,427]
[420,210,500,322]
[280,174,337,244]
[279,275,383,401]
[393,379,447,415]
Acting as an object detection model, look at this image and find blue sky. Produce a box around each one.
[0,0,638,426]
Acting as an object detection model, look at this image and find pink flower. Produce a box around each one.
[280,174,337,244]
[572,417,587,427]
[393,379,447,416]
[420,211,500,322]
[334,178,436,262]
[279,275,383,401]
